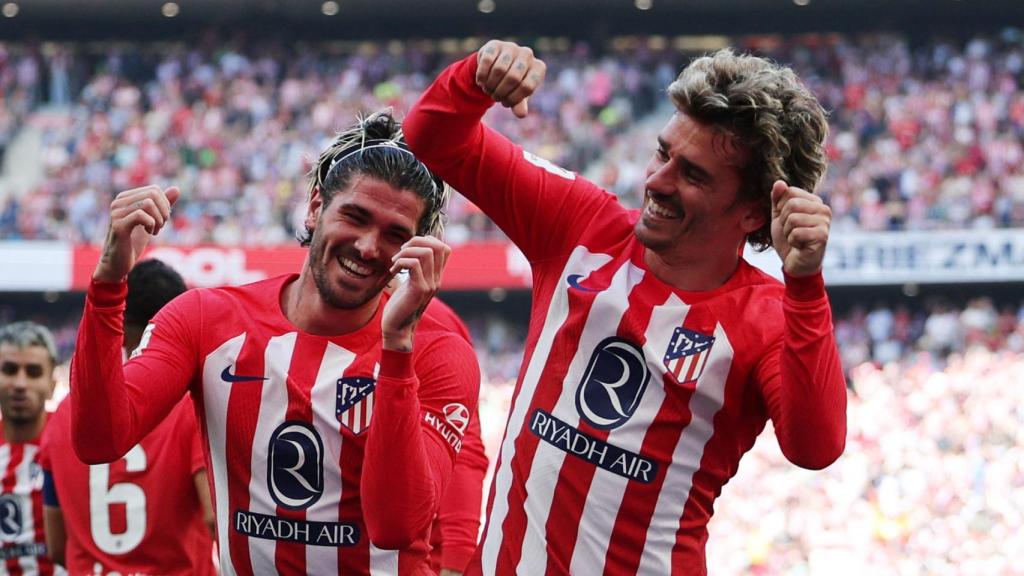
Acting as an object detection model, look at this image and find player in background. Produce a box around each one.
[70,110,480,575]
[39,258,216,575]
[0,321,60,575]
[405,41,847,575]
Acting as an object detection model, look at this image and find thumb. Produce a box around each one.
[511,98,529,119]
[165,186,182,207]
[770,180,788,217]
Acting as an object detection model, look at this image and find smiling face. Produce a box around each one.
[304,175,426,311]
[634,112,765,263]
[0,344,55,428]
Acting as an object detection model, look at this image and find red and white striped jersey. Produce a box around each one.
[406,54,847,575]
[0,419,58,575]
[71,274,480,576]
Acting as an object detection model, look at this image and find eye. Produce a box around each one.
[683,168,704,185]
[655,146,669,161]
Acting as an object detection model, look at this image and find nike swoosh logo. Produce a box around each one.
[567,274,600,292]
[220,366,268,383]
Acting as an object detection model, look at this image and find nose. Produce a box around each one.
[644,156,674,196]
[352,230,382,262]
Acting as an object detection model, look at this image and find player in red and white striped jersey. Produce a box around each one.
[405,42,848,574]
[0,322,60,575]
[39,259,216,575]
[70,111,481,575]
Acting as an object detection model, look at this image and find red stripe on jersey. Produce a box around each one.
[542,275,661,573]
[224,338,267,576]
[604,304,717,574]
[336,352,379,573]
[273,335,322,574]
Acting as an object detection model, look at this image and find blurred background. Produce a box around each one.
[1,0,1023,573]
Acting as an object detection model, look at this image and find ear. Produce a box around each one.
[306,186,324,231]
[739,201,768,235]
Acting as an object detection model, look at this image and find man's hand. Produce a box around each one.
[93,185,180,283]
[476,40,547,118]
[381,236,451,352]
[770,180,831,277]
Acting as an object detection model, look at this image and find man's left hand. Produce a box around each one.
[770,180,831,277]
[381,236,451,352]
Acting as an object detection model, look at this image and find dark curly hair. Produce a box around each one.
[298,110,449,246]
[668,49,829,251]
[125,258,187,329]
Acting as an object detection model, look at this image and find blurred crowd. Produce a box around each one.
[0,31,1022,245]
[0,35,678,245]
[706,345,1024,575]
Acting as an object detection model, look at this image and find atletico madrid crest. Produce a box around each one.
[336,376,376,434]
[663,327,715,385]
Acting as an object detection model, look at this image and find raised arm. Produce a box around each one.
[71,185,195,463]
[757,181,847,469]
[404,41,616,261]
[361,236,481,548]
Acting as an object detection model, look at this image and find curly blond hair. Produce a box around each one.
[668,49,828,250]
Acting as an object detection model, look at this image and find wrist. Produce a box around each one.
[382,331,414,353]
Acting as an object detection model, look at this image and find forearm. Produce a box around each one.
[71,280,139,463]
[361,350,442,549]
[405,53,493,174]
[772,272,847,469]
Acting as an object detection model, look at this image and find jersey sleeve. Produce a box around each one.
[404,52,621,263]
[360,331,481,550]
[754,272,848,469]
[71,280,199,464]
[437,410,488,571]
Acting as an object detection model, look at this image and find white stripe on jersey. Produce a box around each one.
[568,294,691,574]
[480,248,612,576]
[203,333,246,576]
[16,444,39,575]
[369,543,398,575]
[305,343,357,573]
[635,323,733,574]
[514,258,644,576]
[247,333,297,573]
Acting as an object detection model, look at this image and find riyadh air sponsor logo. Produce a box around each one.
[566,274,600,292]
[443,403,470,434]
[267,421,324,510]
[529,409,658,483]
[0,495,22,541]
[336,376,376,434]
[575,337,651,430]
[234,510,360,547]
[220,365,267,383]
[663,327,715,384]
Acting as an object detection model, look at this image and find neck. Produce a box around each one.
[643,241,744,292]
[283,271,379,336]
[3,415,46,444]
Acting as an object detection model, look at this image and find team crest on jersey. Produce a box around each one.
[663,327,715,384]
[0,495,22,542]
[575,337,651,429]
[336,376,376,434]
